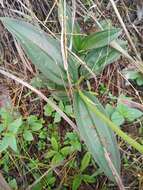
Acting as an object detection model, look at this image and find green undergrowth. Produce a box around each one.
[0,92,143,189]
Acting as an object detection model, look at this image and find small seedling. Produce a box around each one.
[106,95,143,126]
[44,100,74,124]
[72,152,96,190]
[0,108,23,152]
[45,134,78,165]
[123,70,143,86]
[22,115,44,142]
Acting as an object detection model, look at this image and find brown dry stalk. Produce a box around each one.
[60,0,73,99]
[0,68,77,132]
[104,148,125,190]
[109,0,140,60]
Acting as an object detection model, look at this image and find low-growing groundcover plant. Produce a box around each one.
[0,0,143,188]
[106,95,143,126]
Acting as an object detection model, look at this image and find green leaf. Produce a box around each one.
[123,70,143,86]
[27,115,43,131]
[64,105,73,117]
[0,17,68,86]
[47,176,56,186]
[82,174,96,183]
[111,111,125,126]
[61,146,72,156]
[117,104,143,122]
[23,130,34,141]
[44,104,54,116]
[51,153,64,165]
[45,150,57,159]
[27,115,38,125]
[84,46,121,75]
[1,17,80,86]
[80,152,91,172]
[0,108,13,124]
[136,77,143,86]
[0,136,9,152]
[126,108,143,122]
[9,179,18,190]
[51,137,59,151]
[0,124,4,133]
[117,103,130,118]
[72,141,81,151]
[59,101,65,111]
[105,104,115,117]
[80,29,121,51]
[54,112,61,123]
[73,91,121,181]
[0,134,18,152]
[31,123,43,131]
[52,90,69,102]
[9,136,18,152]
[72,175,82,190]
[9,118,23,134]
[124,70,139,80]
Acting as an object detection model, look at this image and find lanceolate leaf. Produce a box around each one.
[73,91,121,181]
[1,17,67,86]
[80,29,121,51]
[82,46,121,76]
[0,17,77,86]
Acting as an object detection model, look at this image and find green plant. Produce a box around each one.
[0,108,23,152]
[106,95,143,126]
[123,69,143,86]
[64,132,81,152]
[45,133,80,165]
[22,115,44,141]
[72,152,96,190]
[44,100,74,123]
[1,1,143,183]
[30,170,56,190]
[0,109,45,152]
[8,178,18,190]
[0,152,10,173]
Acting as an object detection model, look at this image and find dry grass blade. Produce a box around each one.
[109,0,140,59]
[44,0,57,25]
[60,0,73,99]
[0,68,77,132]
[14,39,34,74]
[69,0,76,50]
[109,0,143,74]
[104,148,125,190]
[70,50,97,82]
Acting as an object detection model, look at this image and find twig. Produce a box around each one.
[104,149,125,190]
[109,0,141,61]
[0,68,77,132]
[60,0,73,99]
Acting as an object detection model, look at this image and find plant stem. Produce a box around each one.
[79,90,143,154]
